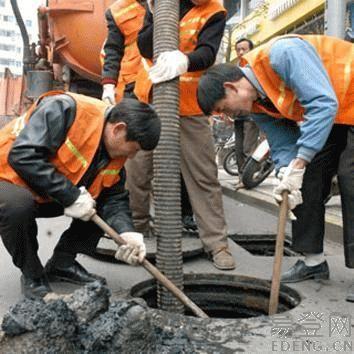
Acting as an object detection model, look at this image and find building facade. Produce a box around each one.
[228,0,326,61]
[0,0,38,76]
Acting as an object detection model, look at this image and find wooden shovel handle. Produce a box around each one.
[91,214,209,319]
[269,191,288,315]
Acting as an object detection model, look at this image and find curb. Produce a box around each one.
[219,170,343,244]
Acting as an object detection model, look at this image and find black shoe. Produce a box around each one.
[280,260,329,283]
[346,283,354,302]
[182,215,198,233]
[21,274,52,300]
[45,260,106,285]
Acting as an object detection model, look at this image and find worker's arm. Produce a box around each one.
[187,11,226,71]
[96,167,135,233]
[250,113,300,171]
[101,9,125,85]
[138,5,226,71]
[137,8,153,59]
[98,168,146,265]
[8,95,80,207]
[269,37,338,165]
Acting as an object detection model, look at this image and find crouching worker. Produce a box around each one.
[0,91,160,299]
[197,35,354,302]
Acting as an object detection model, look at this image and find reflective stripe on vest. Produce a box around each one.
[0,91,127,202]
[101,0,145,102]
[100,169,121,176]
[64,137,88,168]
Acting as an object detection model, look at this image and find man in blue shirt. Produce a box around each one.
[197,35,354,302]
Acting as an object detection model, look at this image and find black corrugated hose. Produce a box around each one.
[10,0,32,74]
[152,0,184,313]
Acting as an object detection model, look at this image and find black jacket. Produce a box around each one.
[101,9,125,85]
[138,0,226,71]
[8,95,135,233]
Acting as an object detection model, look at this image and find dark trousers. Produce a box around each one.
[292,125,354,268]
[234,119,259,173]
[181,174,193,217]
[0,182,103,278]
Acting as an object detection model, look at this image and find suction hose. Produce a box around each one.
[152,0,184,313]
[10,0,33,74]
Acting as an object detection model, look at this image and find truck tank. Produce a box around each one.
[39,0,115,97]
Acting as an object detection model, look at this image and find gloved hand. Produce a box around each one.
[148,50,189,84]
[273,160,305,220]
[102,84,116,105]
[64,187,96,221]
[115,232,146,265]
[147,0,154,13]
[276,166,287,181]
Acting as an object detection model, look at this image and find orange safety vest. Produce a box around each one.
[100,0,145,101]
[241,35,354,125]
[0,91,127,203]
[134,0,226,116]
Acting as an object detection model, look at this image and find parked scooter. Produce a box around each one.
[221,133,238,176]
[223,138,274,189]
[241,139,274,189]
[212,115,238,174]
[223,128,341,195]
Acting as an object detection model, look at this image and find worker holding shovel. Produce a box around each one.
[0,92,160,299]
[197,35,354,302]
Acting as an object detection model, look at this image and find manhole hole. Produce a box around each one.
[229,234,299,256]
[86,234,204,263]
[131,273,301,319]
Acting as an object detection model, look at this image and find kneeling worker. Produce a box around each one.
[0,91,160,299]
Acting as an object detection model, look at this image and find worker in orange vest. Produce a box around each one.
[101,0,145,103]
[132,0,236,270]
[197,35,354,302]
[0,91,160,299]
[101,0,197,235]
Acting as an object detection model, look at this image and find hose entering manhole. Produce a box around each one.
[152,0,183,313]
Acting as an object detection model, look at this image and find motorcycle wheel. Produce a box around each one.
[222,150,239,176]
[242,158,274,189]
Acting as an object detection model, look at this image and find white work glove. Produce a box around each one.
[273,160,305,220]
[102,84,116,105]
[64,187,96,221]
[148,50,189,84]
[115,232,146,265]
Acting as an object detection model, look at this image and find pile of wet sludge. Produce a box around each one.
[0,281,238,353]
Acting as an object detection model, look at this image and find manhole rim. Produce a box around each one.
[130,273,302,320]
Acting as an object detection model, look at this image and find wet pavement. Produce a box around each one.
[0,183,353,352]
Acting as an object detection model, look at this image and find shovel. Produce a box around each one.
[269,191,288,315]
[91,214,209,319]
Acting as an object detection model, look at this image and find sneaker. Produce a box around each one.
[21,274,52,300]
[45,259,106,285]
[212,248,236,270]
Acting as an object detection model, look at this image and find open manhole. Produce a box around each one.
[131,273,301,319]
[86,234,204,263]
[229,234,299,256]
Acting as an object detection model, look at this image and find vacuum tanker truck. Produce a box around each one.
[36,0,116,97]
[9,0,116,107]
